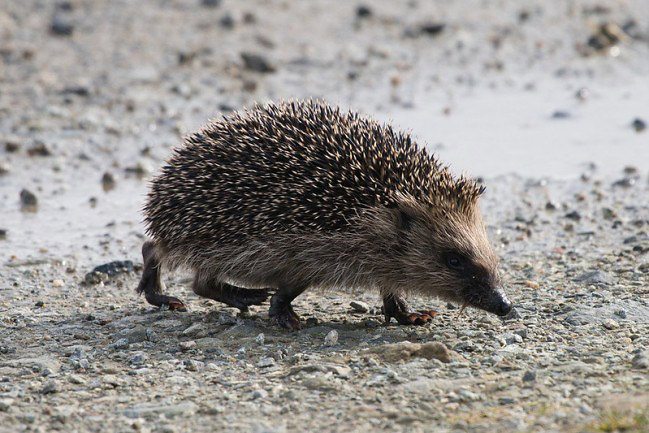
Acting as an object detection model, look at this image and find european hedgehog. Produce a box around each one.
[137,100,512,329]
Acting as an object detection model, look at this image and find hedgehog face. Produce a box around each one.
[391,198,512,317]
[439,248,512,316]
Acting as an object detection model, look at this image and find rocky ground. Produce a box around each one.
[1,1,648,432]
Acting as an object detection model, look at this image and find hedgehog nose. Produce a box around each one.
[497,299,513,316]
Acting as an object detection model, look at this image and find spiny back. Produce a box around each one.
[144,100,483,245]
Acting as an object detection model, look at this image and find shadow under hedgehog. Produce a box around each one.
[136,100,513,330]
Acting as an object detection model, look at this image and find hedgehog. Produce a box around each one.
[137,100,512,329]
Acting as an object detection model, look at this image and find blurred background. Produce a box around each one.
[0,0,647,259]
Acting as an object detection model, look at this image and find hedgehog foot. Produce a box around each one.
[269,304,302,330]
[146,293,188,312]
[269,285,307,330]
[193,280,271,312]
[137,241,188,312]
[382,294,436,326]
[213,287,272,312]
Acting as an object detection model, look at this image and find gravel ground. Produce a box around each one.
[1,1,648,432]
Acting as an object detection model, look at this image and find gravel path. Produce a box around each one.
[1,1,648,432]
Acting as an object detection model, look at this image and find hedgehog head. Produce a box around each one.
[378,186,511,317]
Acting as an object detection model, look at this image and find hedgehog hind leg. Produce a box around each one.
[382,293,437,326]
[136,241,187,311]
[192,275,272,312]
[268,284,308,330]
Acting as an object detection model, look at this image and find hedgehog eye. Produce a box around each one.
[445,252,466,271]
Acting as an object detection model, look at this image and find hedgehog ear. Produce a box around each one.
[392,199,419,231]
[394,208,414,231]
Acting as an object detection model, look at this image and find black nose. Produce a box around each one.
[498,300,513,316]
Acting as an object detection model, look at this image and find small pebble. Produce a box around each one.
[255,333,265,345]
[631,353,649,369]
[183,359,203,371]
[564,210,581,221]
[522,370,537,382]
[257,357,275,368]
[575,87,589,101]
[179,341,196,351]
[0,398,14,411]
[614,309,627,319]
[102,172,116,191]
[324,330,338,346]
[631,118,646,132]
[50,16,74,36]
[4,141,20,153]
[545,201,557,211]
[506,334,523,345]
[41,380,60,394]
[241,53,276,73]
[524,280,540,289]
[418,22,445,36]
[602,318,619,330]
[250,389,268,400]
[551,111,571,119]
[514,329,528,339]
[129,353,146,365]
[20,189,38,212]
[69,375,86,384]
[219,14,234,29]
[27,141,51,157]
[350,301,369,313]
[356,5,372,18]
[109,338,129,350]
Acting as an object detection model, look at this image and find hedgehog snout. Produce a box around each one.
[485,288,512,316]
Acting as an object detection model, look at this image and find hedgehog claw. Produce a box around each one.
[271,306,302,330]
[382,295,436,326]
[145,293,187,312]
[269,303,302,330]
[167,297,188,312]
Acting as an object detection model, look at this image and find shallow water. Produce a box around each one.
[385,76,649,178]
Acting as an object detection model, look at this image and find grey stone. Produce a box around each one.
[0,398,14,411]
[129,353,146,366]
[574,270,613,285]
[631,353,649,369]
[108,338,129,350]
[41,380,60,394]
[179,341,196,351]
[251,389,268,400]
[255,333,265,345]
[324,330,338,346]
[350,301,369,313]
[522,370,537,382]
[257,357,275,368]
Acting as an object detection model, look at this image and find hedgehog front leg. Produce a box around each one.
[192,278,272,312]
[382,293,437,325]
[136,241,187,311]
[268,285,308,330]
